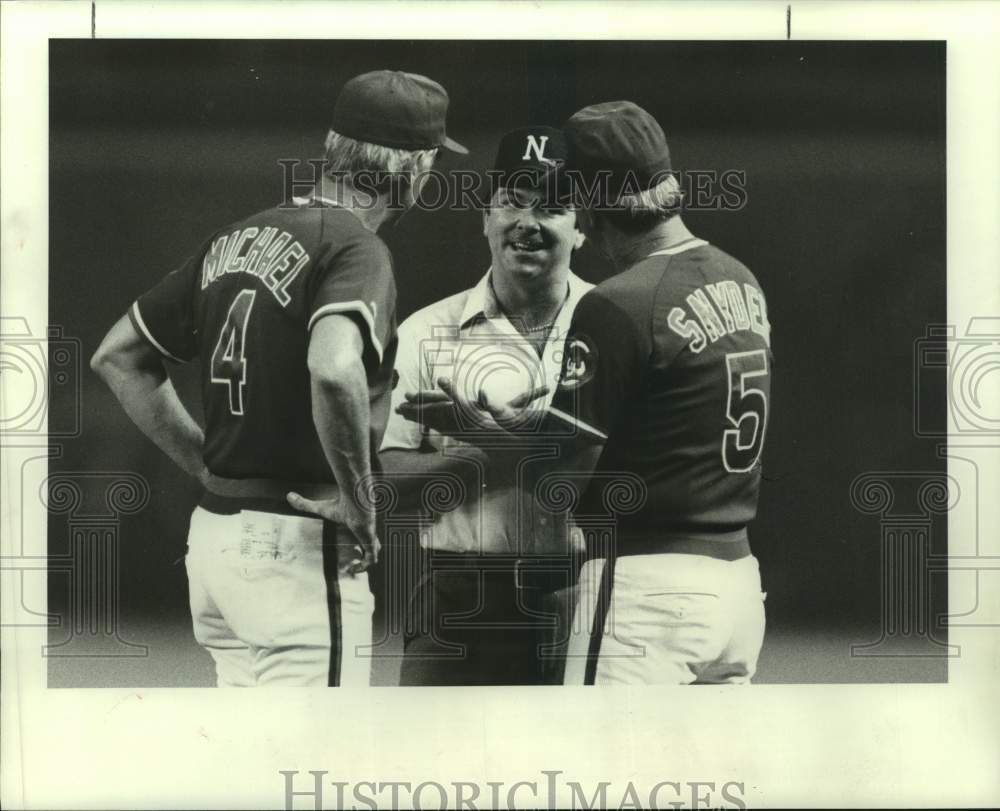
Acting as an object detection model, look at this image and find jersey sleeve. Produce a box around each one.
[547,288,649,442]
[128,253,201,363]
[307,235,396,373]
[379,315,427,452]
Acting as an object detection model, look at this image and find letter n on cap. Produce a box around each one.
[523,135,550,162]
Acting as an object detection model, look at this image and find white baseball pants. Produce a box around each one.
[184,506,374,687]
[564,553,766,685]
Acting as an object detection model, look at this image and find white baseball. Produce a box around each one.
[479,366,535,409]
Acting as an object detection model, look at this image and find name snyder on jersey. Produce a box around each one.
[667,279,771,353]
[200,225,309,306]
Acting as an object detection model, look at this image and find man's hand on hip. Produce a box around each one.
[286,489,380,574]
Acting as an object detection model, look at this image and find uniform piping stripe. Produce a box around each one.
[646,238,708,257]
[585,555,617,685]
[292,195,345,208]
[321,535,343,687]
[547,406,609,441]
[308,301,384,362]
[311,195,345,208]
[337,571,375,686]
[130,301,184,363]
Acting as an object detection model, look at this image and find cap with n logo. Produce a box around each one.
[491,126,569,193]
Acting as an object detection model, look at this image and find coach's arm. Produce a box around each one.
[287,314,379,571]
[91,313,209,484]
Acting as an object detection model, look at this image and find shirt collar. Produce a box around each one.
[458,267,592,330]
[458,271,495,328]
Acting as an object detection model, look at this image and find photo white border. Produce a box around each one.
[2,1,998,808]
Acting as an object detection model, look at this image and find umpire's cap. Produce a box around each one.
[333,70,468,154]
[490,125,569,195]
[561,101,673,207]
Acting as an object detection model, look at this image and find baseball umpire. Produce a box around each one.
[91,70,466,687]
[381,126,592,685]
[446,102,772,684]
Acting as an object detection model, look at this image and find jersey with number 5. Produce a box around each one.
[548,240,772,538]
[127,200,397,483]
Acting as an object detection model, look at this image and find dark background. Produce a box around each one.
[47,40,947,685]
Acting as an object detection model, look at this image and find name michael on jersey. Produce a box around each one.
[667,280,771,353]
[201,226,310,306]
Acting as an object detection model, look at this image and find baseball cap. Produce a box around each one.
[561,101,673,206]
[332,70,468,154]
[491,126,568,187]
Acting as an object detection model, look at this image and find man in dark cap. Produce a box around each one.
[549,101,773,684]
[381,126,592,685]
[91,70,466,686]
[444,103,773,684]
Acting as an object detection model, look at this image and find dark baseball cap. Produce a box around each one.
[491,126,568,187]
[332,70,468,154]
[562,101,673,205]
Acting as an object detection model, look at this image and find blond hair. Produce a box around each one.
[323,129,437,189]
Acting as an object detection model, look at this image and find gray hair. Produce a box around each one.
[323,129,437,189]
[608,172,684,231]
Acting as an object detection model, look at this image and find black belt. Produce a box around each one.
[587,528,751,562]
[424,551,581,593]
[200,475,338,517]
[204,474,337,500]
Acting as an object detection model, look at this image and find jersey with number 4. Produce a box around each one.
[549,239,772,537]
[128,201,397,483]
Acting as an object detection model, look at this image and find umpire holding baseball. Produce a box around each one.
[91,70,466,687]
[380,126,591,685]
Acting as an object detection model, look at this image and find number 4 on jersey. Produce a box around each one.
[211,289,256,415]
[722,349,768,473]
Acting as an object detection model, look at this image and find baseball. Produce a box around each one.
[478,365,536,409]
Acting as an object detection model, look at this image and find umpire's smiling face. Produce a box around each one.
[483,186,584,282]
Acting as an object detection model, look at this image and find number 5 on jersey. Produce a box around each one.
[211,289,256,415]
[722,349,769,473]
